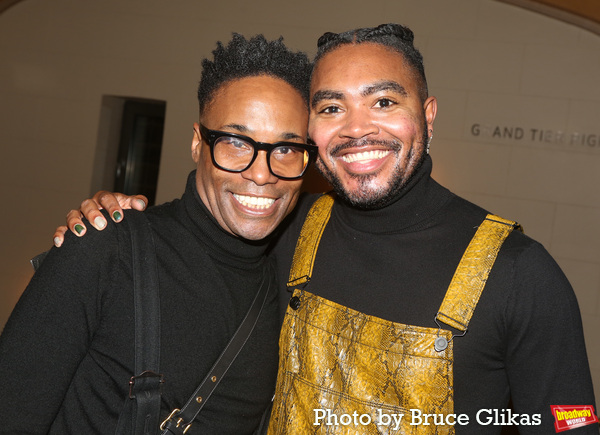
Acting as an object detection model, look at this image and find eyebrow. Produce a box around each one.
[222,123,248,133]
[311,90,345,109]
[221,123,303,141]
[361,80,408,97]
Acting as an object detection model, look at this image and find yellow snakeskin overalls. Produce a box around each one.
[268,193,521,434]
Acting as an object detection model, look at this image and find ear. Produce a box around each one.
[423,96,437,131]
[191,122,202,163]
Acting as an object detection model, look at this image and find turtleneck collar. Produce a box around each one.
[333,156,453,234]
[178,171,270,268]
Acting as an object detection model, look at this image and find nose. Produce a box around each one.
[338,106,379,139]
[240,151,279,185]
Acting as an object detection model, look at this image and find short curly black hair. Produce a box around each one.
[198,33,312,115]
[314,23,428,102]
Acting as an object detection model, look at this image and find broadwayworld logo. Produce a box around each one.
[551,405,598,432]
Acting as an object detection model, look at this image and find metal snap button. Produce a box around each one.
[434,336,448,352]
[289,296,301,310]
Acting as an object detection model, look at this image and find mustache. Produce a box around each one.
[330,138,403,157]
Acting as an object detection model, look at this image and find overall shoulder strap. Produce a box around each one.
[287,193,335,288]
[116,211,163,435]
[436,214,522,332]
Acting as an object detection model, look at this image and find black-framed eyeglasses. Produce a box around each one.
[199,124,318,180]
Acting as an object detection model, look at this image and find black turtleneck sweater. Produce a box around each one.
[270,156,597,434]
[0,172,280,434]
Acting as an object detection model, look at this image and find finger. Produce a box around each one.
[92,191,124,223]
[66,209,86,237]
[110,193,148,218]
[53,226,68,247]
[130,195,148,211]
[80,199,108,230]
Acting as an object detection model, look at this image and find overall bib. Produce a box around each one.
[268,194,521,434]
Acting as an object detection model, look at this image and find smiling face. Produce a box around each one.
[192,75,308,240]
[309,43,437,209]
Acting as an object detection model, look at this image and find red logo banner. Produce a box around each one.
[551,405,598,432]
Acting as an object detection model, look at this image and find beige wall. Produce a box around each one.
[1,0,598,400]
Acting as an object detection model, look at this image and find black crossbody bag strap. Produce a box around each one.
[115,212,163,435]
[160,266,273,435]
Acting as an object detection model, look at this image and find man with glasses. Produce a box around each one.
[0,33,315,434]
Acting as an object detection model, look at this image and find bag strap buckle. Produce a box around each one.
[160,408,192,434]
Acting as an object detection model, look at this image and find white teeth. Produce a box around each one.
[341,150,390,163]
[233,194,275,209]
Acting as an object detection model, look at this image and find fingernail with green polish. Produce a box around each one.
[74,224,85,235]
[113,211,122,222]
[136,199,146,209]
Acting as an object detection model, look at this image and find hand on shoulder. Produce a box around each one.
[53,191,147,247]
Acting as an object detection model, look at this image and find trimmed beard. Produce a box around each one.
[315,120,429,210]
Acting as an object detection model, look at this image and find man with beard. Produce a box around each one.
[0,34,316,434]
[53,24,597,433]
[265,24,597,434]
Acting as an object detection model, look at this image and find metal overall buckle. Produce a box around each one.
[433,317,467,352]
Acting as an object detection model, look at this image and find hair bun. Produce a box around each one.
[368,23,414,44]
[317,32,340,49]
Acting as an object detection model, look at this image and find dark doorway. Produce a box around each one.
[114,100,165,206]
